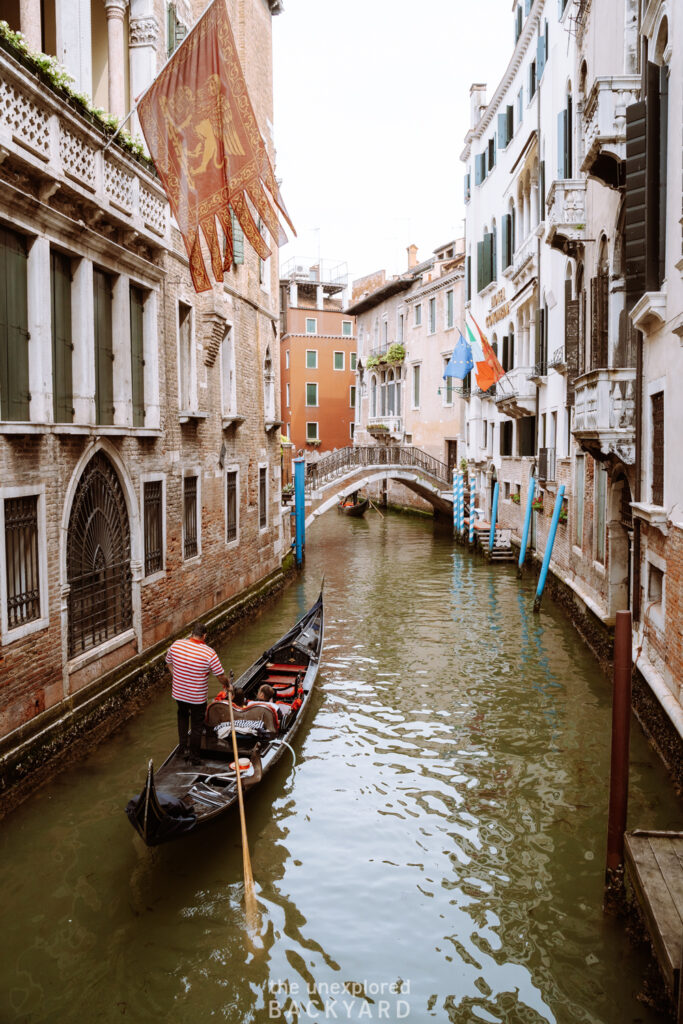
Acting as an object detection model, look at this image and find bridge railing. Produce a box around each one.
[305,445,452,490]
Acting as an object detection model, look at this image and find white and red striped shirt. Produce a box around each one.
[166,637,225,704]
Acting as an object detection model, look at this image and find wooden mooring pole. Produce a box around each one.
[605,610,632,904]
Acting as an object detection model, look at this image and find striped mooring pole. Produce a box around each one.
[452,468,458,535]
[469,477,476,545]
[458,473,465,537]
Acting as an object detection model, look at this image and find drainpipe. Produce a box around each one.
[632,329,642,621]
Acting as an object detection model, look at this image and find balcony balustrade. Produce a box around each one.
[494,366,536,418]
[0,44,167,246]
[572,367,636,464]
[545,179,587,254]
[367,415,403,439]
[581,75,640,188]
[507,233,537,289]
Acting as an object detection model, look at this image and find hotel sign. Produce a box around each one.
[486,288,510,329]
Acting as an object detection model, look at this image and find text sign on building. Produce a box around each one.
[486,288,510,329]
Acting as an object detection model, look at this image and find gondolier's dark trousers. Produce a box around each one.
[176,700,207,757]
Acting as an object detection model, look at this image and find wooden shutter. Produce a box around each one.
[651,392,664,505]
[0,227,29,422]
[515,4,522,40]
[537,32,545,78]
[488,135,496,171]
[464,173,470,202]
[645,61,660,293]
[466,255,471,302]
[590,277,598,368]
[597,270,609,366]
[624,100,647,302]
[565,298,579,405]
[501,216,509,269]
[483,233,493,289]
[231,210,244,265]
[51,251,73,423]
[566,94,573,177]
[657,65,668,288]
[498,111,508,149]
[94,269,114,425]
[506,105,514,141]
[477,241,484,292]
[129,285,145,427]
[535,308,544,365]
[502,335,509,372]
[557,110,567,179]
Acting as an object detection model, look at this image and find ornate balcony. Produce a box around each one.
[581,75,641,189]
[494,367,536,418]
[0,42,168,248]
[572,368,636,464]
[507,233,537,290]
[368,416,403,440]
[545,180,587,255]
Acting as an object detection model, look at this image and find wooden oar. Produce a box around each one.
[368,498,384,518]
[226,672,257,930]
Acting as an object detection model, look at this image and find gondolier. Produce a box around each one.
[166,623,228,765]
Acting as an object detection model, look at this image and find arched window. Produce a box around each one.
[370,375,377,418]
[576,262,586,375]
[67,452,132,657]
[380,370,386,417]
[591,238,609,369]
[263,346,275,421]
[387,369,395,416]
[395,367,402,417]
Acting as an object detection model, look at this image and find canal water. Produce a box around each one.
[1,513,680,1024]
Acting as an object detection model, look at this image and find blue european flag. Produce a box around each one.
[443,333,474,380]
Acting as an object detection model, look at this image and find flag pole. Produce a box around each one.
[102,0,221,153]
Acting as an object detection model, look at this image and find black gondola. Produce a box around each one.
[337,495,369,517]
[125,591,324,846]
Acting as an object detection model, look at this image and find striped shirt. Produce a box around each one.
[166,637,225,704]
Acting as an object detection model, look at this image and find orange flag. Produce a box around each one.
[137,0,295,292]
[470,314,506,388]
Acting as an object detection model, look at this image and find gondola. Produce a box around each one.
[337,495,369,517]
[125,591,324,846]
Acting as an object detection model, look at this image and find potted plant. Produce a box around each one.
[365,355,379,369]
[558,508,568,524]
[306,438,321,447]
[531,499,544,512]
[511,493,521,505]
[386,343,406,363]
[459,457,468,474]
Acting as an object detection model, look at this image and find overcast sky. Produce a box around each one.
[272,0,513,286]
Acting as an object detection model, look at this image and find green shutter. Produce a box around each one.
[501,215,510,269]
[498,111,508,149]
[506,105,514,141]
[94,269,114,425]
[466,255,471,302]
[535,308,544,365]
[477,241,484,292]
[51,250,73,423]
[231,210,244,265]
[483,233,493,289]
[130,285,145,427]
[0,226,29,421]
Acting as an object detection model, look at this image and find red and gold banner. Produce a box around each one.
[138,0,294,292]
[470,314,506,391]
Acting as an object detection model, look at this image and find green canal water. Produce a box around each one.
[1,513,680,1024]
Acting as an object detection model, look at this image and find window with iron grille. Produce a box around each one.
[259,467,267,529]
[4,495,40,629]
[226,470,238,542]
[143,481,163,576]
[183,476,198,559]
[67,453,132,657]
[651,392,664,505]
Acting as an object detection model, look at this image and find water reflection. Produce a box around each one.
[0,513,680,1024]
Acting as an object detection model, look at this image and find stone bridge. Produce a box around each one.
[304,445,454,528]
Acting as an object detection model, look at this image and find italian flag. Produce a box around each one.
[466,314,506,392]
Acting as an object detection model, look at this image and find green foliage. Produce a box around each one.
[0,22,151,166]
[511,493,521,504]
[385,343,405,363]
[558,509,568,523]
[459,457,468,473]
[365,356,379,368]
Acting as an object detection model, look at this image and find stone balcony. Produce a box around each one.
[581,75,641,189]
[545,179,587,255]
[0,42,168,247]
[572,367,636,464]
[494,366,536,418]
[506,233,537,290]
[368,415,403,440]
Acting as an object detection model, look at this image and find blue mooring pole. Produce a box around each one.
[489,481,499,554]
[533,484,565,612]
[294,457,305,567]
[518,475,536,576]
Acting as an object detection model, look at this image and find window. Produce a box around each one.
[500,420,513,456]
[482,421,488,448]
[370,376,377,417]
[333,351,344,371]
[221,325,237,417]
[306,422,319,442]
[498,105,514,149]
[412,365,421,408]
[230,210,244,266]
[178,301,193,410]
[226,470,238,542]
[514,3,522,41]
[414,304,422,326]
[350,353,357,371]
[50,249,73,424]
[651,391,664,505]
[263,346,275,422]
[130,285,145,427]
[464,172,471,203]
[350,385,356,408]
[305,318,317,334]
[306,349,317,369]
[285,350,290,369]
[443,359,453,405]
[446,290,454,329]
[518,416,536,456]
[350,423,355,440]
[143,481,163,576]
[342,320,352,336]
[595,463,607,564]
[477,232,496,291]
[648,563,663,604]
[166,1,187,56]
[429,297,436,334]
[537,19,549,80]
[529,59,537,100]
[382,320,388,346]
[94,268,114,425]
[398,313,404,343]
[306,383,318,407]
[517,87,524,127]
[475,152,487,185]
[504,481,511,500]
[574,455,585,548]
[285,382,290,407]
[4,495,40,628]
[183,476,198,559]
[557,94,573,179]
[259,466,267,529]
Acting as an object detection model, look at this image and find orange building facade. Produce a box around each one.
[280,261,356,452]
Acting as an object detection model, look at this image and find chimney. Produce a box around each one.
[469,83,487,129]
[407,244,418,270]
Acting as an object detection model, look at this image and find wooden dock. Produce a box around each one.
[625,830,683,1020]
